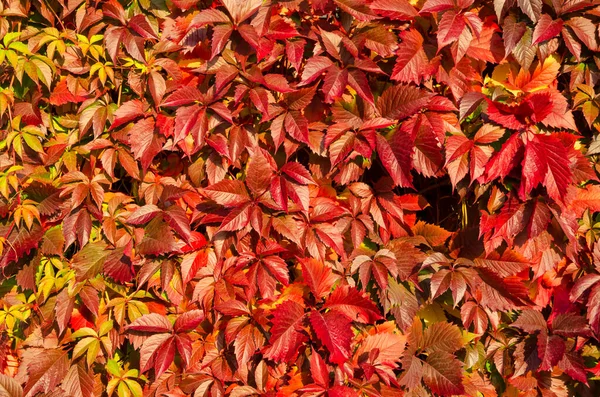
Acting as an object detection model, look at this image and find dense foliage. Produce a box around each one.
[2,0,600,395]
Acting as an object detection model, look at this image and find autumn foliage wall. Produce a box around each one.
[3,0,600,395]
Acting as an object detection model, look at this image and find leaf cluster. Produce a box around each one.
[1,0,600,396]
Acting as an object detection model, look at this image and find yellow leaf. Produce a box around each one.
[13,207,22,227]
[72,337,97,361]
[117,381,132,397]
[86,339,101,367]
[417,302,447,324]
[22,207,34,230]
[107,378,119,397]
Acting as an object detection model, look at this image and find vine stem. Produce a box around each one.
[117,82,123,106]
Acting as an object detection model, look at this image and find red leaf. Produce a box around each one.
[477,269,532,311]
[328,386,359,397]
[518,0,542,22]
[310,311,353,365]
[126,313,172,333]
[485,133,524,182]
[558,351,588,384]
[347,69,374,105]
[163,205,192,242]
[301,258,338,300]
[55,289,74,335]
[377,84,433,121]
[371,0,417,19]
[284,111,310,143]
[162,86,202,107]
[420,0,455,13]
[300,56,334,86]
[270,176,288,211]
[174,309,204,333]
[537,329,565,371]
[128,118,164,171]
[459,92,486,121]
[62,363,95,397]
[437,11,466,49]
[234,325,264,382]
[473,254,530,278]
[520,134,573,203]
[79,285,100,317]
[502,16,526,55]
[219,204,251,231]
[422,351,465,395]
[532,14,563,44]
[181,250,208,284]
[309,348,329,387]
[323,285,382,323]
[486,94,553,130]
[333,0,376,21]
[128,204,162,225]
[128,14,158,39]
[137,219,181,255]
[376,133,413,188]
[281,162,315,185]
[246,148,274,194]
[264,301,307,362]
[211,25,234,59]
[153,337,176,378]
[552,313,591,337]
[392,29,431,84]
[103,248,134,283]
[139,333,171,373]
[221,0,262,24]
[322,66,348,104]
[286,86,317,111]
[23,349,70,396]
[50,79,88,106]
[286,40,305,71]
[197,8,232,30]
[461,302,489,335]
[215,300,250,316]
[204,180,250,207]
[570,185,600,217]
[570,274,600,302]
[512,309,547,333]
[566,17,598,51]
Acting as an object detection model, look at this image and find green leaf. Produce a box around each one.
[106,359,121,377]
